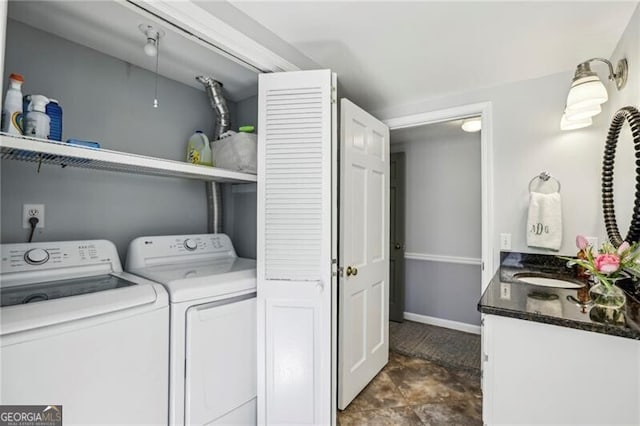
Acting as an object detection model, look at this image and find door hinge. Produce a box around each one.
[332,258,341,277]
[481,261,485,271]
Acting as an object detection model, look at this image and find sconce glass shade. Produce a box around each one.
[560,113,592,131]
[566,75,608,111]
[461,117,481,132]
[565,103,601,121]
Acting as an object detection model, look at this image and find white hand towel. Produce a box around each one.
[527,191,562,250]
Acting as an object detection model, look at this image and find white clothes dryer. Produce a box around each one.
[0,240,169,425]
[126,233,256,426]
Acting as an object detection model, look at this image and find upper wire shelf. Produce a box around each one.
[0,133,257,184]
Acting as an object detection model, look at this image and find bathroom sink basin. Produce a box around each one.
[513,273,585,289]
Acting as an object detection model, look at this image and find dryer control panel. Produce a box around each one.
[125,233,237,268]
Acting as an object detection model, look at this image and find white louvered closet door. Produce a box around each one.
[257,70,336,426]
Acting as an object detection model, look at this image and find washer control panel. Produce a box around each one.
[1,240,119,273]
[183,238,198,251]
[126,233,237,268]
[24,248,50,265]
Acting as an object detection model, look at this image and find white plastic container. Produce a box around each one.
[23,95,50,139]
[186,131,212,166]
[212,132,257,173]
[1,73,24,135]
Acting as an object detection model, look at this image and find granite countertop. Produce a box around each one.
[478,252,640,340]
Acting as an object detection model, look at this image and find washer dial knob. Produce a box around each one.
[24,248,49,265]
[184,239,198,251]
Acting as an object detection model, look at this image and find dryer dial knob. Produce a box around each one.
[184,239,198,251]
[24,248,49,265]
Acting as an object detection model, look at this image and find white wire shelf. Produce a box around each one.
[0,134,257,184]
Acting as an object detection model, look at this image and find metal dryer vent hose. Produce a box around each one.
[196,75,229,139]
[205,182,223,234]
[197,75,230,234]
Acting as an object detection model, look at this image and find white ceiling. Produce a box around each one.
[8,1,260,102]
[231,1,638,112]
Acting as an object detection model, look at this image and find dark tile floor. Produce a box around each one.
[338,352,482,425]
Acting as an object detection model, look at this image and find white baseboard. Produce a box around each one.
[403,312,481,335]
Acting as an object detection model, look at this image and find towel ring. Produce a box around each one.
[528,171,561,193]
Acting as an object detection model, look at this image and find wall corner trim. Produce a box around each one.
[403,312,481,335]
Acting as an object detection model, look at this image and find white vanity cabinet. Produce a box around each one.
[482,314,640,425]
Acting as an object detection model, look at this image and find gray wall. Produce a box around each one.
[236,95,258,129]
[222,95,258,258]
[391,127,481,258]
[391,125,481,326]
[405,261,481,326]
[0,20,253,261]
[223,183,257,259]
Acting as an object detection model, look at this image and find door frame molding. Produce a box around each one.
[383,102,494,290]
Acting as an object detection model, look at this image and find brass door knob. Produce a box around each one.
[346,266,358,276]
[395,243,402,249]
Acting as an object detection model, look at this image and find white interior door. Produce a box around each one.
[338,99,390,409]
[257,69,337,425]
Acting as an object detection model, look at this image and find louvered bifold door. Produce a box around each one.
[257,70,335,426]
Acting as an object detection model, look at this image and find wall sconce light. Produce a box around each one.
[561,57,628,131]
[461,117,482,133]
[560,113,592,131]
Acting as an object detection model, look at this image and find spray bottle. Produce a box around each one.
[23,95,50,139]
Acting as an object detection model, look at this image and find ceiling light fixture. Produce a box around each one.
[138,24,166,108]
[139,24,165,57]
[561,57,628,131]
[461,117,482,133]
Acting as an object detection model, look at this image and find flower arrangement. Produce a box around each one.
[565,235,640,290]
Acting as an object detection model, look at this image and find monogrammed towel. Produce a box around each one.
[527,191,562,250]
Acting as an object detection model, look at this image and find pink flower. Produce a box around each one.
[576,235,589,251]
[594,253,620,274]
[617,241,630,254]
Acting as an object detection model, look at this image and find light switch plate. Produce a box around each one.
[500,282,511,300]
[500,233,512,250]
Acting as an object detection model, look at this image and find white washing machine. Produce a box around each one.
[0,240,169,425]
[126,233,256,426]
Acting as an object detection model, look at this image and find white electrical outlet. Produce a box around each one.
[500,233,512,250]
[23,204,45,229]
